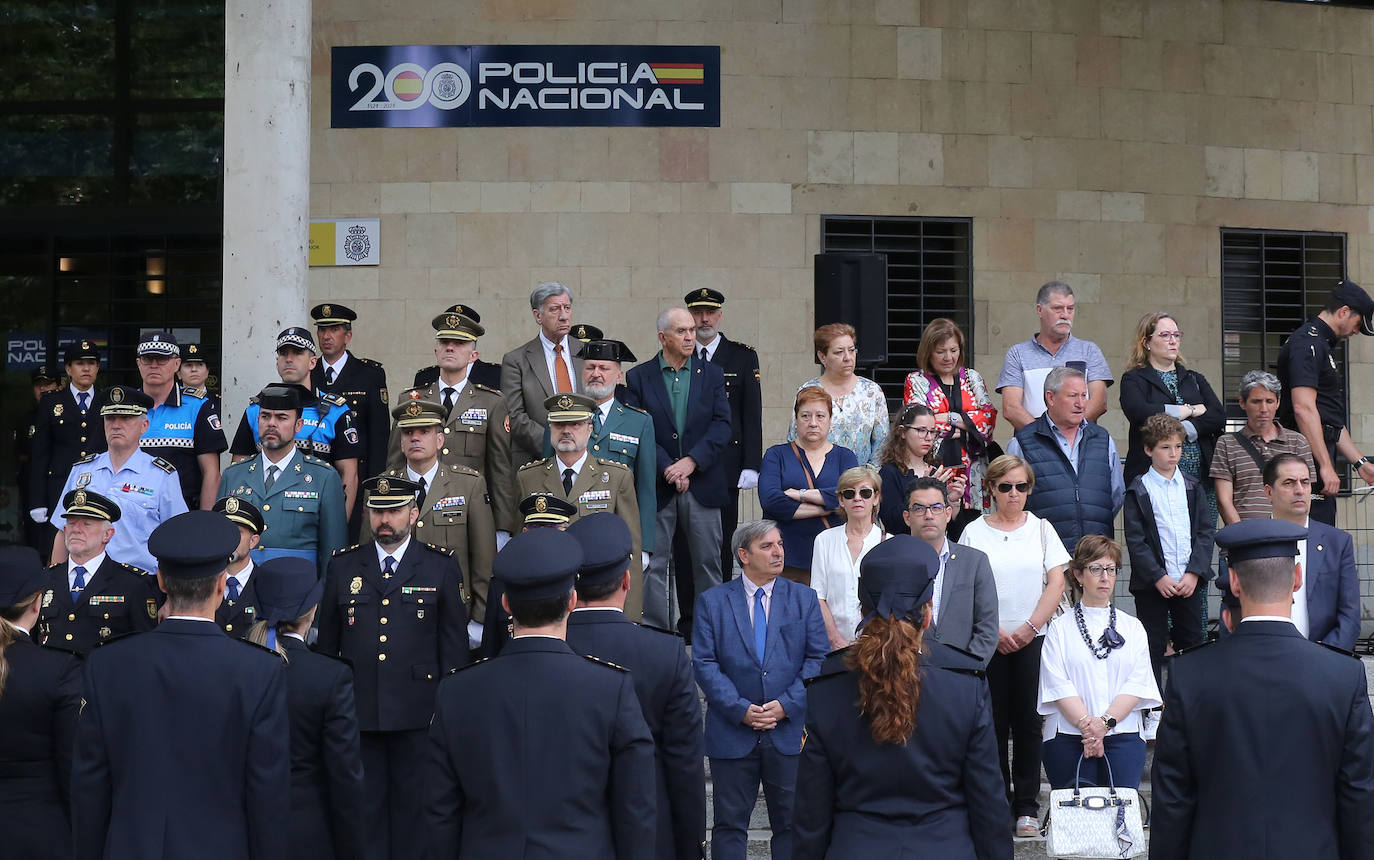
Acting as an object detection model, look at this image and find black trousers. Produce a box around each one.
[986,635,1044,818]
[360,728,428,859]
[1133,584,1205,688]
[1310,438,1339,526]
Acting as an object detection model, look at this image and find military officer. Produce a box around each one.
[411,303,502,390]
[176,341,218,408]
[27,340,106,533]
[230,327,362,516]
[217,384,348,580]
[316,475,470,860]
[310,302,389,482]
[51,386,187,576]
[386,311,517,533]
[566,514,708,860]
[369,398,495,637]
[134,331,227,510]
[213,495,266,637]
[38,489,156,654]
[480,492,577,658]
[427,527,657,859]
[519,393,643,619]
[17,365,60,556]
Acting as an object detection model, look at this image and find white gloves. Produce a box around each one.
[737,469,760,490]
[29,508,48,524]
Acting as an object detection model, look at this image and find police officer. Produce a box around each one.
[386,311,517,533]
[519,393,643,617]
[0,545,82,860]
[316,475,470,860]
[17,365,60,556]
[1278,280,1374,525]
[369,398,495,639]
[71,511,290,860]
[1150,519,1374,859]
[51,386,187,576]
[38,489,156,654]
[135,331,227,510]
[411,303,502,390]
[566,514,707,860]
[230,327,363,516]
[685,288,762,576]
[213,495,266,637]
[177,341,218,408]
[311,302,389,482]
[218,384,348,580]
[480,492,577,658]
[427,527,657,859]
[28,340,105,534]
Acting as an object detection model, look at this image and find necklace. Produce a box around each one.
[1074,602,1125,660]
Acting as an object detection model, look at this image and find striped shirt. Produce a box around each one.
[1209,422,1317,521]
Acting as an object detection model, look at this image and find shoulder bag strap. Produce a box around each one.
[790,442,834,530]
[1231,430,1268,474]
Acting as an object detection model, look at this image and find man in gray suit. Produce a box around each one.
[500,282,584,470]
[904,476,998,664]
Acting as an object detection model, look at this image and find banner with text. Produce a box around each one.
[331,44,720,128]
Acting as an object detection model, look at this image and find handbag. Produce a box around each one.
[1044,754,1146,859]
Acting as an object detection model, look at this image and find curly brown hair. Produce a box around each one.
[844,608,928,745]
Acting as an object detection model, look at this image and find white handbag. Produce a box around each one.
[1045,754,1146,859]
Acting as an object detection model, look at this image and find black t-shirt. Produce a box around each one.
[1277,316,1346,432]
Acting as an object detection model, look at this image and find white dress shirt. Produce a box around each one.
[376,535,412,570]
[556,451,590,486]
[697,334,721,362]
[596,400,614,425]
[438,375,469,405]
[408,462,440,498]
[70,383,96,411]
[259,446,297,483]
[68,551,108,592]
[227,559,255,598]
[1293,521,1311,638]
[321,352,349,382]
[540,332,576,391]
[810,523,885,642]
[741,575,775,625]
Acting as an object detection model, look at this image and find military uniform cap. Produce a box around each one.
[30,365,58,384]
[1330,280,1374,335]
[567,513,633,588]
[254,557,325,625]
[520,492,577,527]
[137,331,180,358]
[63,340,101,364]
[311,303,358,326]
[443,303,481,323]
[0,546,47,611]
[62,488,122,523]
[544,392,596,422]
[858,535,940,621]
[576,338,636,363]
[275,327,317,354]
[148,511,240,580]
[493,528,583,601]
[392,398,445,428]
[99,385,153,416]
[214,495,266,535]
[1215,519,1308,564]
[256,383,315,411]
[179,342,205,362]
[571,323,604,342]
[684,287,725,309]
[432,311,484,341]
[362,475,421,509]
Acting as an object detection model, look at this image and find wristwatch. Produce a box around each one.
[1100,714,1118,729]
[1356,456,1371,469]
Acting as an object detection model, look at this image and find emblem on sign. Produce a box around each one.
[74,490,87,507]
[110,387,124,404]
[226,497,240,514]
[535,496,548,513]
[350,577,363,595]
[343,225,371,262]
[377,477,390,494]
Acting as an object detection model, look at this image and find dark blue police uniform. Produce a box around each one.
[39,557,156,655]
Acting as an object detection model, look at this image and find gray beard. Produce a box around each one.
[584,381,615,400]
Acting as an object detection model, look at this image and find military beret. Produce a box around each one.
[567,513,633,589]
[148,511,240,580]
[494,529,583,602]
[62,488,121,523]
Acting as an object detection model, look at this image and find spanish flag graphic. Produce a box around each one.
[649,62,705,84]
[394,70,424,101]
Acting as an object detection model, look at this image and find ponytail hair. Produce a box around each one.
[845,606,929,745]
[246,620,290,662]
[0,590,44,702]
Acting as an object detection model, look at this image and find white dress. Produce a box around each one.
[809,522,886,643]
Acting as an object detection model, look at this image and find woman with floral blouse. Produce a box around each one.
[788,323,889,465]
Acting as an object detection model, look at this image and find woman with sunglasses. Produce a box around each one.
[875,404,967,536]
[957,454,1069,838]
[811,465,888,649]
[1037,535,1160,796]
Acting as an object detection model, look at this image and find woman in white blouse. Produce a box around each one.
[1038,535,1161,793]
[810,465,887,649]
[958,454,1069,838]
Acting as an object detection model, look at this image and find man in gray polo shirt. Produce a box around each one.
[997,280,1114,431]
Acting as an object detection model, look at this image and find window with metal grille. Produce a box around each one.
[819,216,974,409]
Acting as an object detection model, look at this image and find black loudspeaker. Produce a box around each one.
[813,252,888,366]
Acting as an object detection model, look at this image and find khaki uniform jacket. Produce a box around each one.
[364,464,495,620]
[517,455,643,619]
[385,380,517,534]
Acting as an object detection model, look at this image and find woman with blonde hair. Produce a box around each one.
[810,464,888,649]
[788,323,889,464]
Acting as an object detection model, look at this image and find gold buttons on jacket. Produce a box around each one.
[378,653,387,661]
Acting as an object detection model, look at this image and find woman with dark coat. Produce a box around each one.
[792,535,1012,860]
[0,545,81,860]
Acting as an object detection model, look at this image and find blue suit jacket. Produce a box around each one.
[625,354,733,510]
[692,576,829,758]
[1304,519,1361,652]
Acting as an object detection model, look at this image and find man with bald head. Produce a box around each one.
[625,307,732,641]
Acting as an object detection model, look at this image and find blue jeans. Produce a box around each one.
[710,734,797,860]
[1041,732,1146,790]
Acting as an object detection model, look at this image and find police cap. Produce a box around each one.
[443,303,481,323]
[254,557,325,625]
[684,287,725,309]
[0,546,47,611]
[544,393,596,423]
[493,528,583,601]
[392,399,445,428]
[576,339,636,363]
[62,488,122,523]
[137,331,179,358]
[99,385,153,417]
[567,513,633,589]
[362,475,420,509]
[311,303,357,327]
[571,323,603,342]
[275,327,317,354]
[31,366,58,384]
[1215,519,1307,564]
[214,495,266,535]
[1330,280,1374,336]
[148,511,240,580]
[857,535,940,622]
[520,492,577,527]
[64,340,101,365]
[179,342,206,363]
[432,312,484,341]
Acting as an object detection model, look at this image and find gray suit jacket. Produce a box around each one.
[500,335,584,468]
[933,543,998,665]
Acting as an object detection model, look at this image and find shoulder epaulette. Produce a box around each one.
[422,542,456,557]
[115,561,148,576]
[303,454,331,466]
[449,656,490,675]
[806,649,853,686]
[519,458,549,471]
[448,463,479,476]
[596,457,630,471]
[636,621,684,638]
[1319,640,1359,659]
[583,653,630,672]
[332,544,362,556]
[152,457,175,474]
[93,630,142,648]
[473,383,500,395]
[357,356,384,369]
[620,402,650,416]
[73,453,99,466]
[235,637,286,660]
[735,341,758,353]
[319,392,348,407]
[1173,639,1215,658]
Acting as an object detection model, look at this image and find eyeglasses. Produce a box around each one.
[995,481,1031,494]
[907,503,949,516]
[903,426,939,437]
[1084,564,1118,578]
[1153,331,1183,341]
[839,487,875,501]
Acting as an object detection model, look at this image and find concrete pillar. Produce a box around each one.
[220,0,311,435]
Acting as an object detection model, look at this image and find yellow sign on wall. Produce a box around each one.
[309,219,380,266]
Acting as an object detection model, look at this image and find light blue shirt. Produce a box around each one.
[1006,421,1125,514]
[52,449,189,575]
[1142,467,1191,582]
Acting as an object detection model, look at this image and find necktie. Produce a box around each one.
[562,468,575,495]
[416,476,428,509]
[442,387,455,417]
[77,391,89,413]
[753,588,767,663]
[383,556,396,579]
[71,565,88,603]
[592,410,603,436]
[324,366,336,385]
[265,465,279,492]
[226,576,240,603]
[699,347,708,362]
[554,343,573,393]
